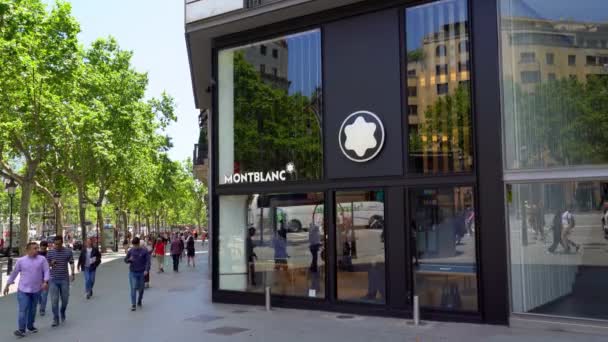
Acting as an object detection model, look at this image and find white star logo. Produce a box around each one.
[338,111,385,163]
[344,116,378,157]
[285,162,295,174]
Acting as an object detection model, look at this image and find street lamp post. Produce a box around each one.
[95,202,102,249]
[135,209,140,236]
[80,198,87,242]
[5,178,17,274]
[126,209,130,240]
[114,207,120,252]
[53,191,61,237]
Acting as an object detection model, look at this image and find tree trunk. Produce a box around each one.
[97,208,106,252]
[122,211,128,242]
[146,216,151,236]
[18,180,34,255]
[78,189,87,241]
[56,203,64,238]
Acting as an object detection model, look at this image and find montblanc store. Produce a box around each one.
[187,0,608,326]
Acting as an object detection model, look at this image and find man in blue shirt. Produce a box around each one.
[124,237,151,311]
[46,236,75,327]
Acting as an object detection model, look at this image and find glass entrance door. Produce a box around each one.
[335,190,386,304]
[409,186,479,312]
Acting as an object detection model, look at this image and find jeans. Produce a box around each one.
[171,254,180,271]
[38,288,48,314]
[129,272,145,306]
[17,291,40,332]
[84,268,96,295]
[49,279,70,321]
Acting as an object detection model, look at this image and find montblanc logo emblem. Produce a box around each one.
[339,110,385,163]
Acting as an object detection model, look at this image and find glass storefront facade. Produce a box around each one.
[501,0,608,322]
[199,0,608,326]
[213,0,482,321]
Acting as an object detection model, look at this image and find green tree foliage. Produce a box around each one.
[232,52,322,180]
[0,1,205,252]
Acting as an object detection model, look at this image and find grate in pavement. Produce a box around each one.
[205,326,250,336]
[336,315,356,320]
[168,286,195,293]
[232,310,249,314]
[185,314,224,323]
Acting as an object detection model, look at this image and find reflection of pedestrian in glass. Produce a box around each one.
[273,228,288,269]
[454,212,467,245]
[465,207,474,235]
[362,228,385,301]
[246,227,257,286]
[308,223,321,272]
[339,217,354,271]
[561,208,580,253]
[548,209,566,253]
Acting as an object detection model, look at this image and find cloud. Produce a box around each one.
[344,116,378,157]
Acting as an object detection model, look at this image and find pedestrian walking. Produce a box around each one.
[170,234,182,272]
[153,237,165,273]
[124,237,151,311]
[179,233,185,261]
[37,241,50,316]
[46,236,75,327]
[77,238,101,299]
[4,242,50,337]
[186,235,195,267]
[144,238,153,288]
[561,208,580,253]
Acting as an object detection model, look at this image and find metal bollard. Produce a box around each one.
[413,295,420,326]
[265,286,271,311]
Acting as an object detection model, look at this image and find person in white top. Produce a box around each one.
[561,209,580,253]
[77,239,101,299]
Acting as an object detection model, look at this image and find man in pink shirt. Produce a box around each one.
[3,242,50,337]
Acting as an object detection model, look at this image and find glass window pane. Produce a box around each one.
[219,193,326,298]
[218,30,323,184]
[410,186,478,311]
[501,0,608,169]
[507,181,608,320]
[406,0,474,174]
[336,190,386,303]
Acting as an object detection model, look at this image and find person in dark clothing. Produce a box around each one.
[548,209,567,253]
[170,234,182,272]
[186,236,195,267]
[124,237,151,311]
[246,227,257,286]
[38,241,50,316]
[77,238,102,299]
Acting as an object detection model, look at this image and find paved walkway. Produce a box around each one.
[0,244,607,341]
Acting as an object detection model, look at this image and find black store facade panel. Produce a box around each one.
[324,9,403,179]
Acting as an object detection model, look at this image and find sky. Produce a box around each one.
[43,0,199,162]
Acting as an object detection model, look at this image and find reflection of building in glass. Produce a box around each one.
[243,40,290,91]
[407,12,472,174]
[502,16,608,89]
[502,14,608,169]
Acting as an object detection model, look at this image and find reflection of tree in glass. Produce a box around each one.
[410,84,472,170]
[505,76,608,168]
[233,52,322,180]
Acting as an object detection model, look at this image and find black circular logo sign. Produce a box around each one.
[338,110,385,163]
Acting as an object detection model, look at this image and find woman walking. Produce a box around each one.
[153,237,165,273]
[186,235,196,267]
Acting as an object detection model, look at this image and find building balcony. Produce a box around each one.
[185,0,297,24]
[193,143,209,185]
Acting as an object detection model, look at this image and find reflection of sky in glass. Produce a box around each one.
[406,0,468,52]
[501,0,608,22]
[286,31,322,97]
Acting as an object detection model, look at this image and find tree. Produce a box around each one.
[0,0,80,253]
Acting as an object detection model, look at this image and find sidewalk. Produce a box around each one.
[0,244,606,341]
